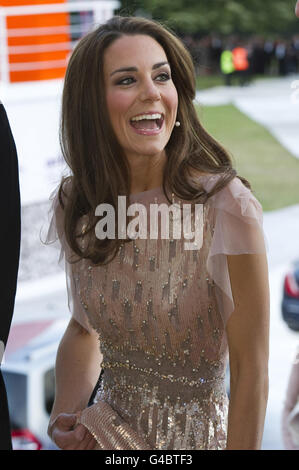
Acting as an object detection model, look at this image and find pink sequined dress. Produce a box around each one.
[46,172,268,450]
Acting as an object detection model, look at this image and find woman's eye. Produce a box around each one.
[156,72,170,81]
[116,72,170,86]
[117,77,135,85]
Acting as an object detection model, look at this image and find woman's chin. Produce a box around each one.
[128,146,167,159]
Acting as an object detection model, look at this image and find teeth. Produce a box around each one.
[131,113,162,122]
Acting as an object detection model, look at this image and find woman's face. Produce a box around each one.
[103,34,178,161]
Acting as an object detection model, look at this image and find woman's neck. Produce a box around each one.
[127,150,166,194]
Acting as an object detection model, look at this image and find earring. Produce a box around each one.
[175,121,180,127]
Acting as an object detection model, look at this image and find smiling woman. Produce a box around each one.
[45,15,269,451]
[103,34,178,170]
[52,16,249,267]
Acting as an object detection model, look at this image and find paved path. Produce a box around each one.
[196,75,299,159]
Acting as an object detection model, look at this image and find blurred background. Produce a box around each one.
[0,0,299,450]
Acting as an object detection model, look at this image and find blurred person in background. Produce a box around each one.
[292,35,299,73]
[296,1,299,17]
[0,102,21,450]
[210,34,222,74]
[286,41,298,74]
[232,42,250,86]
[220,44,235,86]
[275,40,288,76]
[250,37,266,76]
[282,350,299,450]
[263,39,275,75]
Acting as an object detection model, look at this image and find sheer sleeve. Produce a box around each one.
[204,175,269,329]
[45,182,93,334]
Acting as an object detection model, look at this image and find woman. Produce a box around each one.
[46,16,270,450]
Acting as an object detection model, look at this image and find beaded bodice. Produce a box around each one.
[48,172,267,450]
[71,183,228,449]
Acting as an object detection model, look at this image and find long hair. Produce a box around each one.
[58,15,251,265]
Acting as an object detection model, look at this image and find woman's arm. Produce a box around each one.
[225,252,270,450]
[48,317,102,448]
[281,357,299,449]
[49,317,152,450]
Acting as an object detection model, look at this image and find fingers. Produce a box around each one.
[63,429,97,450]
[75,429,97,450]
[71,424,88,450]
[73,423,87,441]
[55,413,78,431]
[50,412,97,450]
[86,435,98,450]
[73,424,97,450]
[53,422,96,450]
[51,413,85,450]
[296,1,299,17]
[52,427,81,449]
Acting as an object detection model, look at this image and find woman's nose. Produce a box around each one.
[139,79,160,101]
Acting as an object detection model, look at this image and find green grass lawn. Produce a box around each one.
[196,103,299,212]
[196,74,224,90]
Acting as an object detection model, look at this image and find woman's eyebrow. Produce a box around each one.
[110,61,170,76]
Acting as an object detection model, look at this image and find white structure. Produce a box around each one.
[0,1,120,84]
[0,1,119,205]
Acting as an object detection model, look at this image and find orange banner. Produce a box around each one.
[1,0,70,82]
[0,1,66,6]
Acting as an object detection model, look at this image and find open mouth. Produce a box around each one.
[130,113,164,132]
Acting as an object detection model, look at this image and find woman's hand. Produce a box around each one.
[49,412,97,450]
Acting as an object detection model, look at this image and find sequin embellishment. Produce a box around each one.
[69,185,230,450]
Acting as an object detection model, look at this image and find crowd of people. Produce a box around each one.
[182,33,299,85]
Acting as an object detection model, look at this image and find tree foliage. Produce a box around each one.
[117,0,299,35]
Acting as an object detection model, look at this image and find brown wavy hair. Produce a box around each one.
[57,15,251,265]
